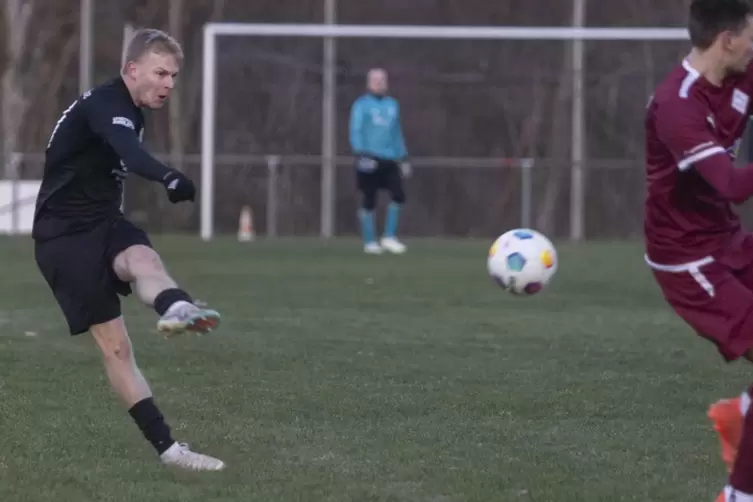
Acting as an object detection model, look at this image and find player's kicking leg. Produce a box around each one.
[112,244,220,336]
[712,382,753,501]
[648,258,753,501]
[704,354,753,502]
[708,394,746,474]
[708,352,753,502]
[379,160,406,254]
[703,257,753,500]
[105,227,223,468]
[34,223,224,470]
[90,316,225,470]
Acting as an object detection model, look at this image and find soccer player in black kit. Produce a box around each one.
[33,29,225,471]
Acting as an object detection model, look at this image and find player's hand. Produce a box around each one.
[399,161,412,178]
[356,156,378,173]
[162,170,196,203]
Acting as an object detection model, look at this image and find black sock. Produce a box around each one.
[154,288,193,316]
[128,397,175,455]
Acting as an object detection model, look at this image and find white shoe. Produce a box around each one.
[157,301,221,337]
[380,237,406,254]
[160,442,225,471]
[364,242,383,254]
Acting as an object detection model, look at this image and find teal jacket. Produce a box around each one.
[349,94,408,161]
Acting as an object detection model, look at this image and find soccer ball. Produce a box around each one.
[487,228,557,295]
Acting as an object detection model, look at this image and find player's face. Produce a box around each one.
[367,70,388,95]
[133,51,180,109]
[722,16,753,74]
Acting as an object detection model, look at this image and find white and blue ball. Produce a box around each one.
[487,228,557,295]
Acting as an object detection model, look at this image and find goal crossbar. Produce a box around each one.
[201,23,689,240]
[206,23,689,40]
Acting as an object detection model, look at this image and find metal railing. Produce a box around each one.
[2,152,642,238]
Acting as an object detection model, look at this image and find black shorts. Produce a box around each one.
[356,159,403,194]
[34,217,152,335]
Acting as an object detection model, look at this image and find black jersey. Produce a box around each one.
[33,77,172,241]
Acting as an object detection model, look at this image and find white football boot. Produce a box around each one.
[364,242,384,254]
[160,442,225,471]
[380,236,406,254]
[157,301,220,337]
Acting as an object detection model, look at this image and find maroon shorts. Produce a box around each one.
[649,248,753,361]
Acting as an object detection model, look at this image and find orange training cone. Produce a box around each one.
[238,205,255,242]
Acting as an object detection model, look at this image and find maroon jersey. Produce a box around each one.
[644,60,753,266]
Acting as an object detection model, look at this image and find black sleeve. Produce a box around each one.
[84,91,173,182]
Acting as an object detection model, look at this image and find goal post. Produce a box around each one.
[200,23,689,241]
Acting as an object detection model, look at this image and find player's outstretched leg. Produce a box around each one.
[709,394,746,473]
[112,245,220,336]
[91,317,225,470]
[359,208,382,254]
[358,178,382,254]
[710,396,743,501]
[380,201,405,254]
[380,164,406,254]
[718,386,753,500]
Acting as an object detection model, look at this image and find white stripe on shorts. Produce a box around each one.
[644,254,716,297]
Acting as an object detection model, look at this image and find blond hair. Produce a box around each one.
[122,28,183,72]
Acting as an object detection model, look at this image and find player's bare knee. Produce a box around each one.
[115,245,165,280]
[132,246,164,274]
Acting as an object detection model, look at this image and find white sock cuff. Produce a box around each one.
[742,392,751,416]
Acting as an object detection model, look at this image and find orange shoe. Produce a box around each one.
[715,491,725,502]
[708,397,744,472]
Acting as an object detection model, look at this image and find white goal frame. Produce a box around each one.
[201,23,689,241]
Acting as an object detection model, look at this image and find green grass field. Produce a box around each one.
[0,236,749,501]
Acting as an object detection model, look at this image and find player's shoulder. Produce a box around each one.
[353,93,372,104]
[653,63,699,102]
[82,77,133,109]
[83,76,118,98]
[650,62,709,118]
[350,94,370,111]
[82,76,140,127]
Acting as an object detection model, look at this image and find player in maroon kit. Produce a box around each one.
[644,1,753,500]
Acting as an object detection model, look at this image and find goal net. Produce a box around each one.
[200,24,689,241]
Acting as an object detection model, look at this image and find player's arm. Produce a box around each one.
[656,99,753,203]
[349,98,366,155]
[84,94,173,182]
[393,101,408,159]
[392,100,410,177]
[84,92,195,202]
[349,98,377,172]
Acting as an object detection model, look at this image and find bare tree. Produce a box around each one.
[0,0,693,237]
[168,0,184,173]
[1,0,33,179]
[180,0,226,153]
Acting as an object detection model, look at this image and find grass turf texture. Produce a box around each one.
[0,236,748,501]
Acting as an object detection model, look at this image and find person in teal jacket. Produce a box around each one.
[349,68,411,254]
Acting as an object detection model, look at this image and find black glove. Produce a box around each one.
[162,170,196,203]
